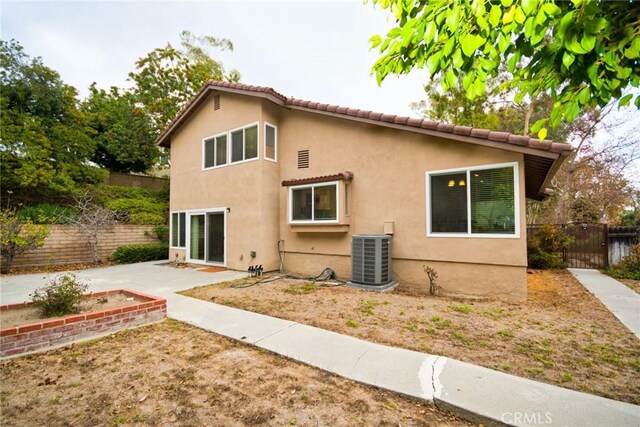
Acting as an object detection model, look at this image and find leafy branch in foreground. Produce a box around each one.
[369,0,640,140]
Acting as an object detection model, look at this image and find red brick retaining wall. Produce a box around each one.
[0,290,166,358]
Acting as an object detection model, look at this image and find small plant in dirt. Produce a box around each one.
[345,319,358,328]
[30,273,89,317]
[560,373,574,383]
[359,300,379,316]
[423,265,439,295]
[497,329,514,338]
[450,304,472,314]
[284,283,317,295]
[0,210,50,274]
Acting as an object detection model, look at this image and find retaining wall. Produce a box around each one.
[6,224,160,268]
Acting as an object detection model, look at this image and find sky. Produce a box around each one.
[1,0,428,117]
[2,0,639,184]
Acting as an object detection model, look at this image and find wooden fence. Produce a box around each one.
[4,224,161,269]
[608,226,640,265]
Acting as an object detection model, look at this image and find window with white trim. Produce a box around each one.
[428,163,518,236]
[171,212,186,247]
[290,182,338,223]
[265,123,277,161]
[204,134,227,168]
[230,124,258,163]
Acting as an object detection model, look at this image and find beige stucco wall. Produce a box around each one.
[167,91,528,300]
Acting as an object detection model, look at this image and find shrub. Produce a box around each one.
[129,212,165,225]
[1,210,50,274]
[111,243,169,264]
[16,204,77,224]
[527,224,573,269]
[30,273,89,317]
[149,225,169,243]
[606,244,640,280]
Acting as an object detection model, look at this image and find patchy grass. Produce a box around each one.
[181,270,640,404]
[0,320,467,426]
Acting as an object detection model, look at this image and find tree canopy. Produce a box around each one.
[0,39,103,199]
[82,84,159,173]
[370,0,640,139]
[129,30,241,132]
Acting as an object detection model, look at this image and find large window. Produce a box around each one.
[290,182,338,223]
[265,123,277,162]
[230,124,258,163]
[202,123,258,170]
[203,134,227,168]
[427,163,518,237]
[171,212,186,247]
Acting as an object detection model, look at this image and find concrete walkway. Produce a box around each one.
[569,269,640,339]
[2,263,639,426]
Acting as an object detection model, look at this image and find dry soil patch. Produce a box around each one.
[182,269,640,404]
[0,320,468,426]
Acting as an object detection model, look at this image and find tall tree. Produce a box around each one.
[369,0,640,139]
[129,30,241,132]
[82,84,159,173]
[0,40,103,203]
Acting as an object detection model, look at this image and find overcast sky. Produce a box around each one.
[2,0,638,184]
[2,0,428,117]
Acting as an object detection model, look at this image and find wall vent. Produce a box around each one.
[297,150,310,169]
[348,235,395,291]
[213,94,221,110]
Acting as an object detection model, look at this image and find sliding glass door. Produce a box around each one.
[207,212,224,263]
[188,210,225,265]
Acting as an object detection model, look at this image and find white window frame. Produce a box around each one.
[229,121,260,165]
[185,207,227,267]
[264,122,277,162]
[202,131,228,170]
[288,181,340,224]
[201,121,260,171]
[425,161,520,239]
[170,211,187,248]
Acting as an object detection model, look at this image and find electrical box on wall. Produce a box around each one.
[383,221,394,235]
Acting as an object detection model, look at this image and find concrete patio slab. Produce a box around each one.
[569,269,640,338]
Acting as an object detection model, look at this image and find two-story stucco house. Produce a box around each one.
[157,81,571,300]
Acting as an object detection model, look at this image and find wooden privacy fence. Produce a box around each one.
[527,224,640,269]
[4,224,160,269]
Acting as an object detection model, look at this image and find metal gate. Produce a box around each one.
[563,224,608,269]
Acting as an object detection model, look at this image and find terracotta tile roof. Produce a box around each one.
[156,81,573,157]
[282,171,354,187]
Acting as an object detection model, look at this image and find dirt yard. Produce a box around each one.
[0,261,115,276]
[618,278,640,293]
[0,320,467,427]
[182,270,640,405]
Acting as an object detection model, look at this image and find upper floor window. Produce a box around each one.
[265,123,277,162]
[202,122,258,170]
[427,162,519,238]
[204,134,227,168]
[289,182,338,223]
[231,124,258,163]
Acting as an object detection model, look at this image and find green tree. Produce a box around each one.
[129,30,240,132]
[0,210,49,274]
[0,40,103,202]
[82,84,159,173]
[369,0,640,139]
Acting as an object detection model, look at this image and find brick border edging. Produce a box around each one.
[0,290,166,358]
